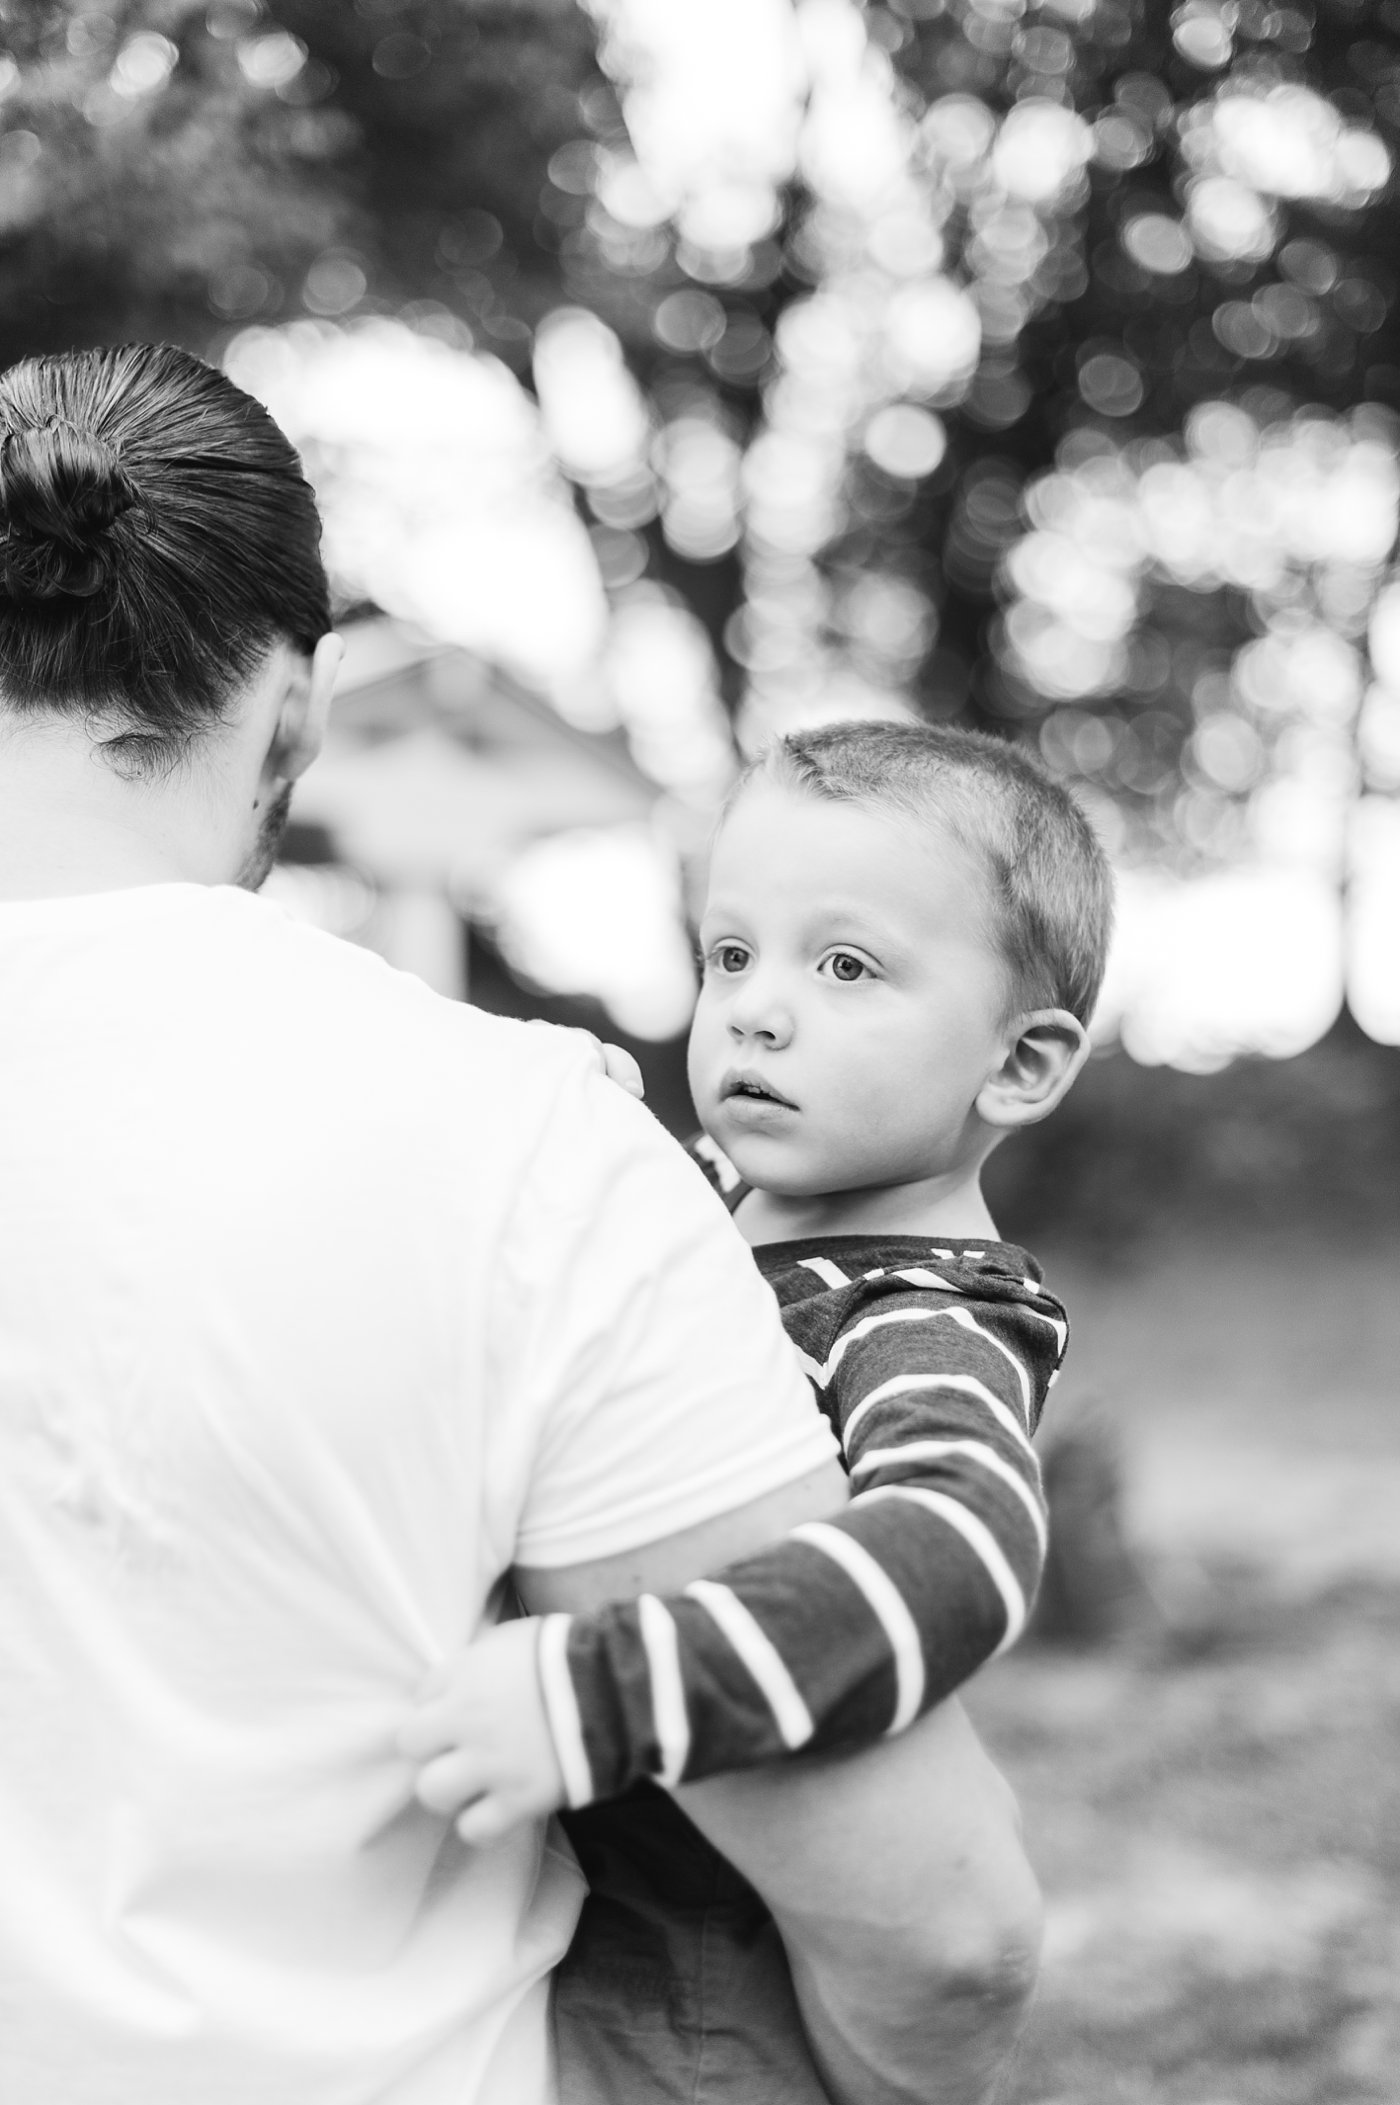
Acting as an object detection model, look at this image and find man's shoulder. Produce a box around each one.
[220,890,553,1068]
[199,891,619,1171]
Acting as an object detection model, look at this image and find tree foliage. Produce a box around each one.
[2,0,1397,873]
[0,0,604,365]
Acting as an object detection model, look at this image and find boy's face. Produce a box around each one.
[688,778,1015,1202]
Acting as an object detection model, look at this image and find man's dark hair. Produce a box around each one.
[740,719,1115,1026]
[0,343,330,771]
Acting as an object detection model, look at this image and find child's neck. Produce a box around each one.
[732,1168,999,1249]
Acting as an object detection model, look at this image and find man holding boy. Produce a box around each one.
[0,619,1065,2105]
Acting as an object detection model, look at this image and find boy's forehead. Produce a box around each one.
[706,777,995,928]
[712,776,963,873]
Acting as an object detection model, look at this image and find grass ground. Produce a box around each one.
[965,1234,1400,2105]
[969,1567,1400,2104]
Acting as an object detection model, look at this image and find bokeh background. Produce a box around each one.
[4,2,1398,2096]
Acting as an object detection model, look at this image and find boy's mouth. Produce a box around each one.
[719,1069,797,1110]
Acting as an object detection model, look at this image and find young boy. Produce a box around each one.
[401,720,1113,2095]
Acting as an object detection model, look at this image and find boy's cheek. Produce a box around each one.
[685,1010,722,1103]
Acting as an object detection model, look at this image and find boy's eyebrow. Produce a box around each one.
[695,897,754,931]
[703,892,913,951]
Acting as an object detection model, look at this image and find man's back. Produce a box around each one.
[0,884,835,2105]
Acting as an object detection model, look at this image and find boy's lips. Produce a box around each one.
[718,1068,797,1111]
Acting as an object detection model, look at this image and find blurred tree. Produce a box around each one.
[0,2,342,363]
[625,0,1400,852]
[0,0,606,368]
[862,0,1400,669]
[3,0,1398,881]
[850,0,1400,868]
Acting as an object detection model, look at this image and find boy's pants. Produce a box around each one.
[553,1787,832,2104]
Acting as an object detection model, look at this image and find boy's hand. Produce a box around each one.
[397,1619,567,1847]
[528,1022,645,1100]
[596,1040,645,1098]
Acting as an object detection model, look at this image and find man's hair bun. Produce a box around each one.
[0,420,138,601]
[0,343,329,757]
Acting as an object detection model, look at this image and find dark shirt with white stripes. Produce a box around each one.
[543,1212,1066,1806]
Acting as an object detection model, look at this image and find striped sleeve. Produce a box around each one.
[549,1272,1064,1804]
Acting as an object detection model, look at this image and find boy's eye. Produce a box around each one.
[710,943,751,975]
[823,951,870,983]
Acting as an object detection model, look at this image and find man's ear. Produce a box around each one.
[976,1009,1091,1132]
[267,632,342,787]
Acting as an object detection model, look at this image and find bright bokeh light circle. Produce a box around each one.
[1211,86,1392,205]
[1122,213,1194,275]
[921,94,996,171]
[1099,864,1343,1070]
[226,320,608,692]
[863,404,947,479]
[883,279,982,397]
[1187,175,1276,262]
[991,100,1093,203]
[112,31,178,95]
[533,308,650,484]
[1350,799,1400,1045]
[1173,12,1232,68]
[599,0,803,217]
[604,595,735,797]
[491,826,698,1041]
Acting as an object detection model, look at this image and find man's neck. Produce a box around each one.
[0,718,224,899]
[733,1167,999,1248]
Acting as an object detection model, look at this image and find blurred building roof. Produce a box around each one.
[293,615,656,892]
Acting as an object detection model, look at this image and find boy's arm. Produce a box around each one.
[405,1474,1037,2105]
[527,1487,1039,2105]
[404,1275,1059,1823]
[537,1276,1059,1801]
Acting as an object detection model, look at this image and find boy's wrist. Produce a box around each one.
[534,1614,597,1810]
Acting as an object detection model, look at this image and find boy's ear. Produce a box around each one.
[976,1009,1091,1132]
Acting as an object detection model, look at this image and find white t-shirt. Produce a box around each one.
[0,884,837,2105]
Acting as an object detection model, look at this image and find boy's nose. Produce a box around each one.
[725,986,793,1049]
[728,1018,790,1048]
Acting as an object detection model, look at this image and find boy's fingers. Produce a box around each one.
[398,1673,496,1757]
[396,1708,457,1760]
[414,1750,488,1817]
[455,1795,521,1850]
[600,1043,645,1098]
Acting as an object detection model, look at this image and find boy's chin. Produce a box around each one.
[707,1112,881,1202]
[719,1141,847,1203]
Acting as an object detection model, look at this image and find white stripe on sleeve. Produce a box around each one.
[1021,1306,1069,1356]
[817,1307,948,1386]
[794,1345,827,1388]
[849,1437,1047,1553]
[828,1300,1036,1425]
[638,1594,691,1786]
[800,1255,850,1290]
[789,1521,926,1733]
[942,1308,1033,1421]
[842,1373,1035,1457]
[536,1614,595,1811]
[854,1486,1029,1653]
[685,1579,816,1750]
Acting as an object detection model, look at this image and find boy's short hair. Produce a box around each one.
[739,720,1114,1026]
